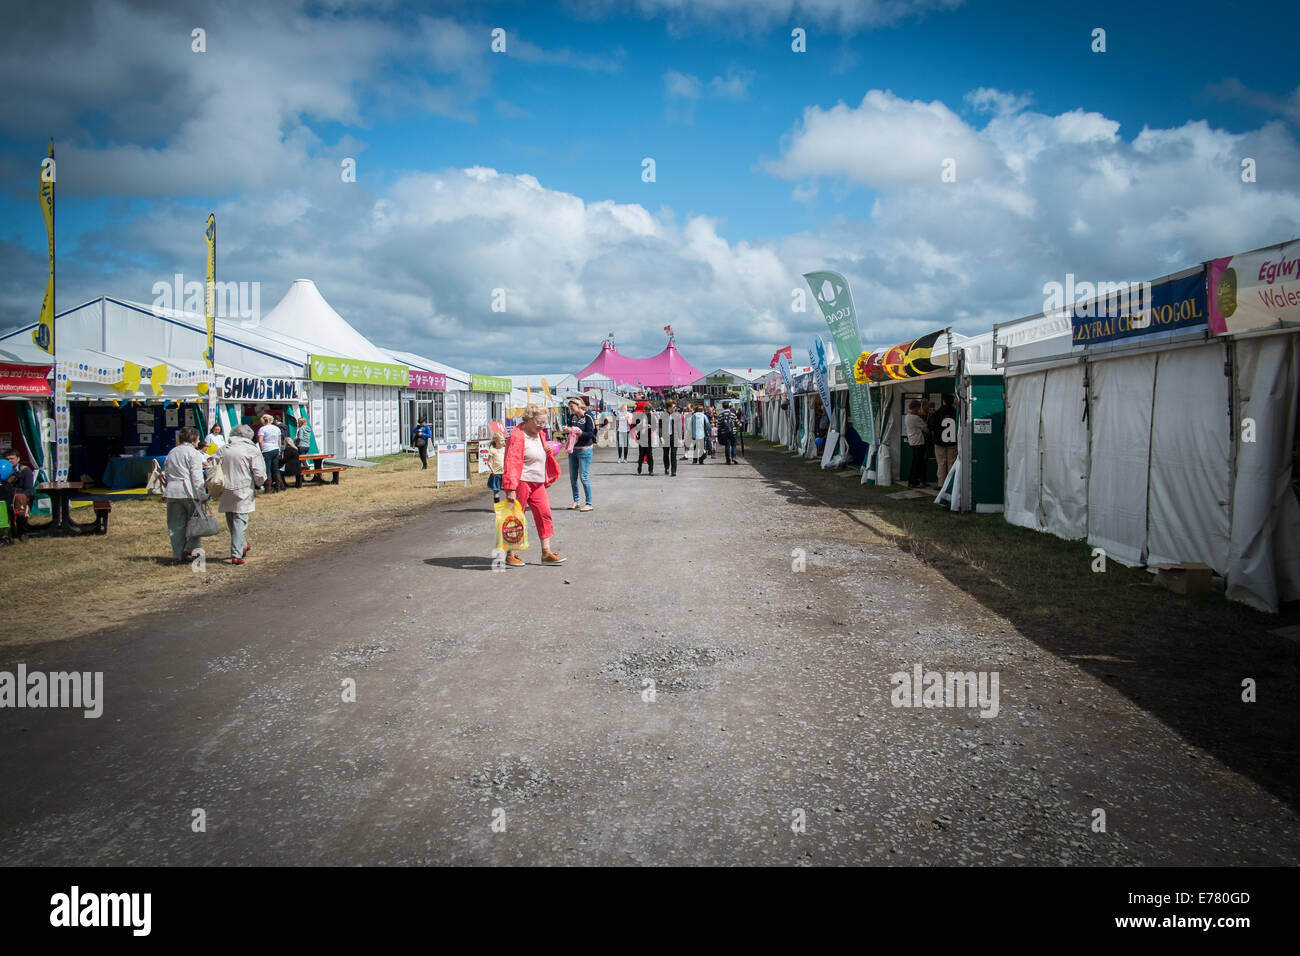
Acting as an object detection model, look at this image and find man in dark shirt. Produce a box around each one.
[929,394,959,487]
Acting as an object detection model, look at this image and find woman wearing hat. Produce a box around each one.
[563,397,596,511]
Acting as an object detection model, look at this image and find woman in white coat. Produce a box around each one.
[217,424,266,565]
[162,426,208,563]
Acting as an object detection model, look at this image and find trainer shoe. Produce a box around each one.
[506,552,524,567]
[542,551,566,565]
[231,557,245,566]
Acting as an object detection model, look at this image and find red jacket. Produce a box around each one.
[502,426,560,490]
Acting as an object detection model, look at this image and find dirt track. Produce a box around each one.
[1,443,1297,865]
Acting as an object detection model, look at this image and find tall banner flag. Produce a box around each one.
[203,214,216,368]
[769,345,793,369]
[804,271,874,446]
[808,334,832,412]
[34,139,56,355]
[541,378,551,402]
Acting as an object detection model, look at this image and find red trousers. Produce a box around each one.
[514,480,553,540]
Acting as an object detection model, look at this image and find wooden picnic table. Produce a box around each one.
[26,482,110,536]
[297,453,345,485]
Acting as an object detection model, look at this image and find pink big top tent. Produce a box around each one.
[576,340,702,388]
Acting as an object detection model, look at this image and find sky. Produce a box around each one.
[1,0,1298,374]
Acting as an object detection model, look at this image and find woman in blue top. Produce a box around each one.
[413,417,433,470]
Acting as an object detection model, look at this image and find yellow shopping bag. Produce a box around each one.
[494,499,529,551]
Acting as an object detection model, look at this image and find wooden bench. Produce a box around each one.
[300,466,344,484]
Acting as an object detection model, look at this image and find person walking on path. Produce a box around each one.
[412,417,432,470]
[218,424,266,565]
[564,397,596,511]
[929,393,959,488]
[162,426,208,563]
[502,404,565,566]
[616,404,632,462]
[658,399,681,476]
[904,400,930,488]
[256,414,285,493]
[487,432,505,504]
[633,402,658,475]
[689,404,710,464]
[736,407,747,457]
[717,402,741,464]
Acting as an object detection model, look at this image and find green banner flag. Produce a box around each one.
[803,271,874,446]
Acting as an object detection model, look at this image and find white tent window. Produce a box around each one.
[1228,334,1300,611]
[1039,364,1090,540]
[1087,354,1156,567]
[1004,371,1045,531]
[1146,344,1232,571]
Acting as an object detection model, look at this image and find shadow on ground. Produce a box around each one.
[744,439,1300,813]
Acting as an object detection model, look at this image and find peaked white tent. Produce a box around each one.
[256,279,393,363]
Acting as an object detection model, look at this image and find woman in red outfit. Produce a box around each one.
[501,404,565,566]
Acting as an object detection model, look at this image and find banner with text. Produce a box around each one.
[805,271,874,445]
[408,369,447,390]
[1207,240,1300,336]
[471,374,511,393]
[310,354,408,385]
[1072,271,1206,345]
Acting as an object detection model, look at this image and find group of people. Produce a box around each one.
[162,423,266,564]
[613,399,747,474]
[492,396,751,568]
[158,412,314,564]
[903,393,959,489]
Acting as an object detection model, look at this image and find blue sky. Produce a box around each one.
[1,0,1298,372]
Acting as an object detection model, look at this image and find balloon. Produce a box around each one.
[0,460,12,481]
[814,437,825,449]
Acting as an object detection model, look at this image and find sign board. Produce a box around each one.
[220,376,303,401]
[408,369,447,390]
[0,362,52,396]
[435,442,467,486]
[973,418,992,434]
[309,353,408,386]
[471,374,511,393]
[1208,239,1300,335]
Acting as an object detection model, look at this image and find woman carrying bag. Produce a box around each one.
[218,424,267,566]
[501,404,565,567]
[162,426,209,563]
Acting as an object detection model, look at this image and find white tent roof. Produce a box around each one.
[0,341,54,366]
[384,348,471,388]
[256,279,392,362]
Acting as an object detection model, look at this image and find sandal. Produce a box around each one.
[578,505,593,512]
[567,502,580,510]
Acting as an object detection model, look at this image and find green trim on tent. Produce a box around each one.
[17,401,47,485]
[193,403,206,437]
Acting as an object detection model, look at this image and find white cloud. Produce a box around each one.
[766,90,1002,188]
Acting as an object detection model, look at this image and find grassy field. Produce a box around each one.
[0,452,482,647]
[744,438,1300,811]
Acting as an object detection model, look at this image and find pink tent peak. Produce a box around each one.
[576,339,702,388]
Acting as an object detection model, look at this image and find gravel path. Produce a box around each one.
[1,443,1296,865]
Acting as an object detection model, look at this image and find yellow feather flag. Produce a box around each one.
[203,214,216,369]
[33,139,55,355]
[541,378,552,402]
